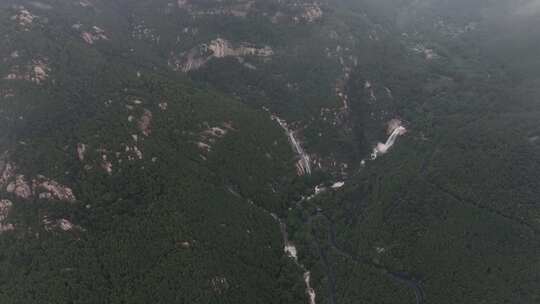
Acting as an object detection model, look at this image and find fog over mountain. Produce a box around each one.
[0,1,539,303]
[513,0,540,16]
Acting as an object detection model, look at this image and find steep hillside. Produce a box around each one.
[1,0,540,303]
[0,1,309,303]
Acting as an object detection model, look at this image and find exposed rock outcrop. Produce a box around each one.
[78,0,93,8]
[79,25,109,44]
[33,176,77,203]
[0,162,15,188]
[210,38,273,58]
[43,217,82,232]
[196,122,234,155]
[138,109,153,136]
[270,114,312,176]
[170,38,273,72]
[11,8,37,30]
[177,0,254,18]
[158,102,168,111]
[101,155,113,174]
[125,145,143,161]
[6,175,32,199]
[1,159,77,203]
[4,59,50,84]
[271,2,323,24]
[0,199,14,233]
[132,22,160,43]
[412,44,438,60]
[77,143,87,161]
[210,276,229,294]
[298,3,323,23]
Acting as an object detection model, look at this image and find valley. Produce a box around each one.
[1,0,540,303]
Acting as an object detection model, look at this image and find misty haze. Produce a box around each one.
[0,0,539,303]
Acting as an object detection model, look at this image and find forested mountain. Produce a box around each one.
[0,0,539,303]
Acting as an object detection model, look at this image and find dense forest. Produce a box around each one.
[1,0,539,303]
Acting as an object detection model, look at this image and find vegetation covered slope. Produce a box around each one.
[0,1,307,303]
[1,0,540,303]
[285,1,540,304]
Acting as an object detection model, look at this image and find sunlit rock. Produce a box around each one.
[138,109,153,136]
[0,199,14,233]
[6,175,32,199]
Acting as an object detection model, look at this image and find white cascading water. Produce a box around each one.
[272,214,317,304]
[304,271,316,304]
[371,123,407,160]
[271,114,312,175]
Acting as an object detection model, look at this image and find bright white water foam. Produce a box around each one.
[371,122,407,160]
[271,114,312,175]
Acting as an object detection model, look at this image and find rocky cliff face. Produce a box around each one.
[170,38,273,72]
[0,153,78,233]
